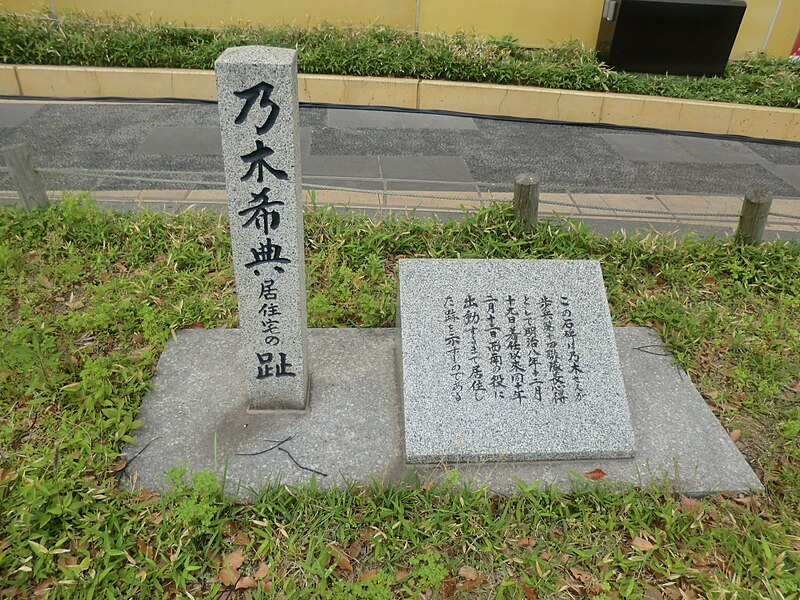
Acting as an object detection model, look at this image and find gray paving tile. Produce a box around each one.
[302,155,380,178]
[136,127,222,155]
[601,134,694,162]
[327,108,404,129]
[602,133,767,165]
[0,104,41,128]
[401,112,478,130]
[675,136,767,165]
[380,155,474,182]
[299,127,311,158]
[763,165,800,193]
[303,176,384,192]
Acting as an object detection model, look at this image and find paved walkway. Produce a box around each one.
[1,99,799,239]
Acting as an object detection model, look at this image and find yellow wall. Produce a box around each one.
[1,0,797,58]
[765,0,800,56]
[1,0,416,28]
[418,0,605,48]
[731,0,777,57]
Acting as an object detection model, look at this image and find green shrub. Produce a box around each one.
[1,12,798,107]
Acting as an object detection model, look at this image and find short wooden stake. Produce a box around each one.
[736,186,773,245]
[2,143,49,210]
[513,173,540,232]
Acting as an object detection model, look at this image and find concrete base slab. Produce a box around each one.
[123,327,762,498]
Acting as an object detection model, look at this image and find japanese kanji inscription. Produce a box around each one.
[215,47,308,410]
[398,259,635,463]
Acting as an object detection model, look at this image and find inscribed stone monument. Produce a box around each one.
[123,56,762,498]
[398,259,635,463]
[215,47,308,410]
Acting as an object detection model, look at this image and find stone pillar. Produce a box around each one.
[215,47,308,410]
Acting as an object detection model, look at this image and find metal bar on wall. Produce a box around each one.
[761,0,783,54]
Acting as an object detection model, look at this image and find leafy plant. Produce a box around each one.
[0,12,798,107]
[0,197,798,596]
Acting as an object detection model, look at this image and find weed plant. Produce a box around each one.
[1,12,798,108]
[0,198,798,597]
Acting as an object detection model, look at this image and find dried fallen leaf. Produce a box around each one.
[519,582,539,599]
[440,577,457,598]
[186,322,205,329]
[518,537,536,548]
[109,460,127,474]
[222,520,237,537]
[235,577,257,590]
[57,555,77,568]
[459,576,483,592]
[347,540,362,559]
[232,532,250,547]
[458,566,479,580]
[729,429,742,443]
[225,549,244,570]
[538,550,552,561]
[135,539,154,560]
[395,568,409,582]
[253,561,269,580]
[358,569,378,582]
[0,469,15,482]
[662,586,682,600]
[138,487,158,502]
[336,554,353,572]
[218,563,239,587]
[681,586,700,599]
[32,580,53,597]
[679,496,702,514]
[584,468,606,481]
[789,380,800,393]
[632,537,655,552]
[569,567,593,583]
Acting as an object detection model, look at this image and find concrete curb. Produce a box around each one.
[1,64,799,142]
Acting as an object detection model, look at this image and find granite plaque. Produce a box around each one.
[398,259,635,463]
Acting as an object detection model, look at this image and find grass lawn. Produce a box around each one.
[0,197,798,598]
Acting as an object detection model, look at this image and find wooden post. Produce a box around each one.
[2,144,49,210]
[513,173,540,232]
[736,186,773,245]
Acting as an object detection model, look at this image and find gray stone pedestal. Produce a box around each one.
[122,327,761,498]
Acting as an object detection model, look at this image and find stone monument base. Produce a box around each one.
[122,327,761,498]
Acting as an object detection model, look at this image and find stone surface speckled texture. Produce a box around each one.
[215,47,307,409]
[398,259,635,463]
[122,327,761,498]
